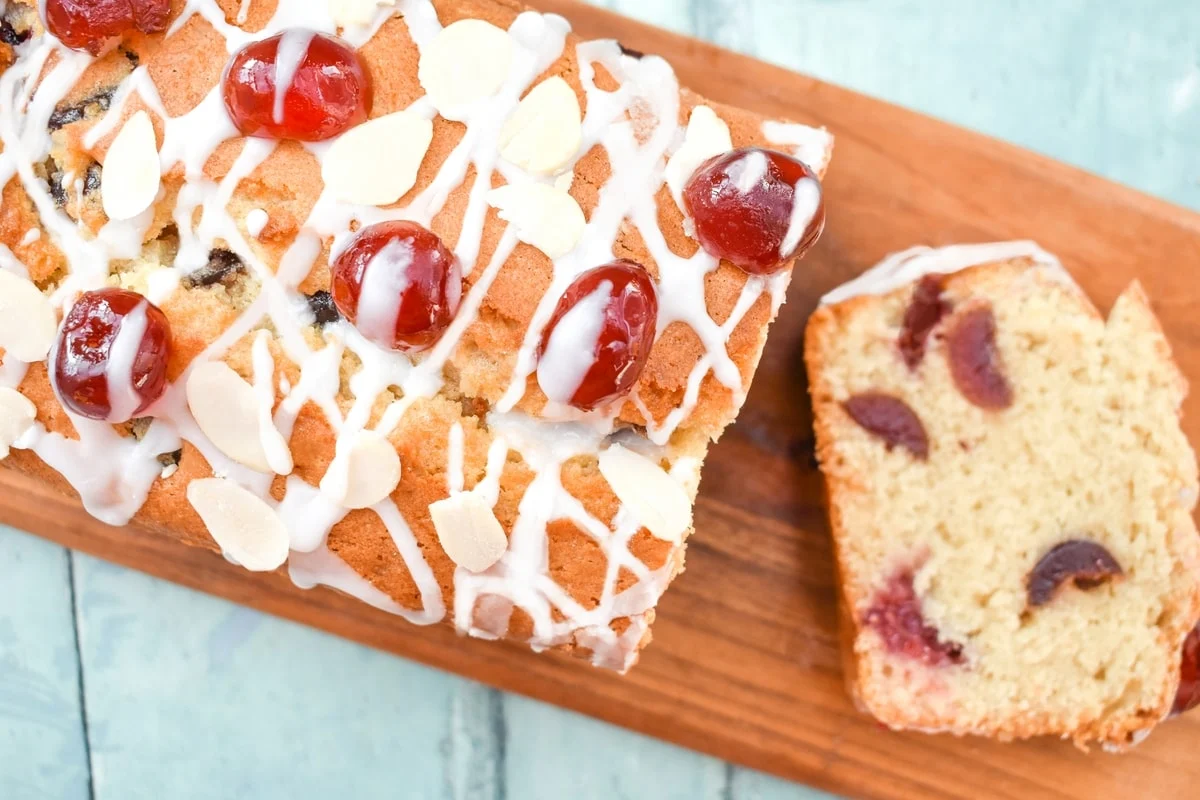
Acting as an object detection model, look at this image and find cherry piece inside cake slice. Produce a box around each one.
[0,0,833,671]
[806,242,1200,748]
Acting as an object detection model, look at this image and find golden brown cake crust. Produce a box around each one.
[0,0,832,668]
[806,251,1200,747]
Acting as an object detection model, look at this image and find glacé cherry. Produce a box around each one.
[44,0,170,56]
[682,147,825,275]
[53,288,172,422]
[864,567,965,667]
[330,221,463,352]
[222,30,370,142]
[1173,623,1200,716]
[537,260,658,412]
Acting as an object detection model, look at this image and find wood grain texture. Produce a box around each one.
[2,2,1199,798]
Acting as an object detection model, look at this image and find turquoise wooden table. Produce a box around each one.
[2,1,1198,798]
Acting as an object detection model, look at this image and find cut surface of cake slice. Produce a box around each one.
[0,0,832,670]
[806,242,1200,747]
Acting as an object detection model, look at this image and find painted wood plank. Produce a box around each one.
[596,0,1200,212]
[503,695,837,799]
[0,528,90,800]
[71,553,503,800]
[503,694,729,800]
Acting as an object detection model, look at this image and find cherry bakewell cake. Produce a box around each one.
[0,0,832,670]
[806,242,1200,748]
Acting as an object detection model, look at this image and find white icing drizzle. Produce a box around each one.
[0,0,831,666]
[820,241,1068,306]
[271,29,316,124]
[781,178,821,257]
[536,280,610,405]
[250,330,294,476]
[245,208,269,237]
[730,149,768,193]
[356,239,413,345]
[103,300,150,423]
[236,0,254,26]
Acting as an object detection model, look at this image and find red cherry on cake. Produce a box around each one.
[536,260,658,412]
[682,147,825,275]
[53,288,172,422]
[44,0,170,56]
[222,30,370,142]
[331,221,463,352]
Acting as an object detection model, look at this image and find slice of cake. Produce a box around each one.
[805,242,1200,747]
[0,0,832,670]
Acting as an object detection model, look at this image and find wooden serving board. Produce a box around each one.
[5,3,1200,798]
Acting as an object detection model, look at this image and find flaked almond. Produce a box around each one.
[499,76,582,175]
[321,110,434,206]
[319,429,401,510]
[328,0,397,27]
[598,444,692,543]
[101,110,161,221]
[430,491,508,572]
[186,361,285,474]
[0,387,36,459]
[418,19,513,121]
[0,270,57,362]
[487,183,585,260]
[187,478,290,572]
[663,105,732,207]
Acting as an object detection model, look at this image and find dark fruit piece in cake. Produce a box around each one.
[843,392,929,459]
[1172,623,1200,716]
[184,249,245,288]
[864,567,965,667]
[1026,540,1123,608]
[306,291,340,327]
[899,275,950,369]
[946,306,1013,410]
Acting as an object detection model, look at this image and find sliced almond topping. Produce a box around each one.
[322,111,434,206]
[328,0,397,27]
[101,110,161,222]
[418,19,513,121]
[0,271,57,362]
[0,387,36,460]
[598,444,693,544]
[319,429,401,510]
[187,478,289,572]
[487,183,585,260]
[430,492,508,572]
[186,361,284,474]
[499,76,583,175]
[664,105,732,206]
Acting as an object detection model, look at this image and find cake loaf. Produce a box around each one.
[806,242,1200,747]
[0,0,832,670]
